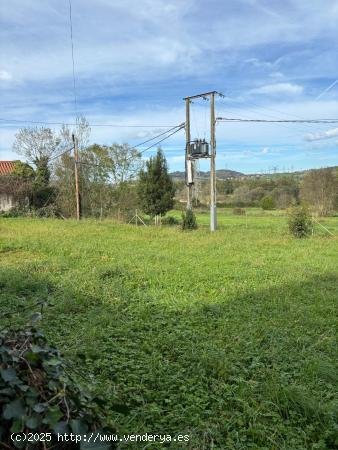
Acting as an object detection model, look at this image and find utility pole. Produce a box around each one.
[72,134,81,220]
[183,91,221,231]
[210,92,217,231]
[185,97,192,209]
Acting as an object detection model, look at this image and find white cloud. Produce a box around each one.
[245,58,275,70]
[261,147,269,154]
[0,70,12,81]
[251,83,303,95]
[305,127,338,141]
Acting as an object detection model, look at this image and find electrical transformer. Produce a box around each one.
[189,139,209,158]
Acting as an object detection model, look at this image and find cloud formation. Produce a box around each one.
[305,128,338,141]
[251,83,303,95]
[0,0,338,172]
[0,70,12,81]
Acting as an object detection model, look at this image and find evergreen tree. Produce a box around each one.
[137,148,175,217]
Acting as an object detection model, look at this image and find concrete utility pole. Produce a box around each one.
[183,91,220,231]
[210,92,217,231]
[185,97,192,209]
[72,134,81,220]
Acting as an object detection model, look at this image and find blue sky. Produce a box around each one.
[1,0,338,173]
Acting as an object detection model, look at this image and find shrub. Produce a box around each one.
[0,325,116,448]
[0,206,28,218]
[260,196,275,210]
[34,204,59,218]
[233,207,246,216]
[162,216,180,226]
[287,205,312,238]
[181,208,197,230]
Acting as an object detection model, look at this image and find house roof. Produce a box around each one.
[0,161,16,175]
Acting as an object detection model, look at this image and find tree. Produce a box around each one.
[13,127,60,209]
[271,187,295,209]
[223,179,234,195]
[182,208,198,230]
[12,161,35,180]
[81,143,143,185]
[288,205,312,238]
[13,127,60,168]
[232,185,251,206]
[300,168,337,216]
[137,148,175,217]
[59,116,90,153]
[260,195,275,210]
[106,144,143,184]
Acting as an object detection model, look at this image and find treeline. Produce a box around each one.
[175,168,338,215]
[1,117,176,220]
[1,117,337,218]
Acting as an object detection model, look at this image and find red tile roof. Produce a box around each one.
[0,161,16,175]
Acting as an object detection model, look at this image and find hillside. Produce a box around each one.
[171,169,244,180]
[171,166,338,181]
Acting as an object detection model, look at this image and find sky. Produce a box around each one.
[0,0,338,174]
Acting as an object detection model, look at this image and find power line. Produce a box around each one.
[0,118,179,128]
[217,94,338,136]
[136,124,185,156]
[77,123,185,168]
[68,0,78,117]
[49,146,74,162]
[217,117,338,123]
[130,123,185,148]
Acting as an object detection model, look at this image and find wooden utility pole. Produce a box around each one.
[210,92,217,231]
[185,98,192,209]
[72,134,81,220]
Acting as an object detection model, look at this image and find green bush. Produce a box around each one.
[181,208,197,230]
[0,325,116,448]
[162,216,180,226]
[0,207,28,218]
[260,196,275,210]
[288,205,312,238]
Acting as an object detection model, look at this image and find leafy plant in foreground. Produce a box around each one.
[0,325,115,449]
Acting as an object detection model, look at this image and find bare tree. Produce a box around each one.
[59,116,91,152]
[13,127,60,166]
[300,168,338,216]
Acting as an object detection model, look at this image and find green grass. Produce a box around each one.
[0,213,337,449]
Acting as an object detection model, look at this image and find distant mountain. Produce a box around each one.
[171,169,244,180]
[171,166,338,181]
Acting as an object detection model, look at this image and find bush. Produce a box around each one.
[0,325,116,448]
[233,207,246,216]
[34,204,59,218]
[181,208,197,230]
[162,216,180,226]
[0,206,28,218]
[260,196,275,210]
[287,205,312,238]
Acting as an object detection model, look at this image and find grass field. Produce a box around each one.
[0,213,337,449]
